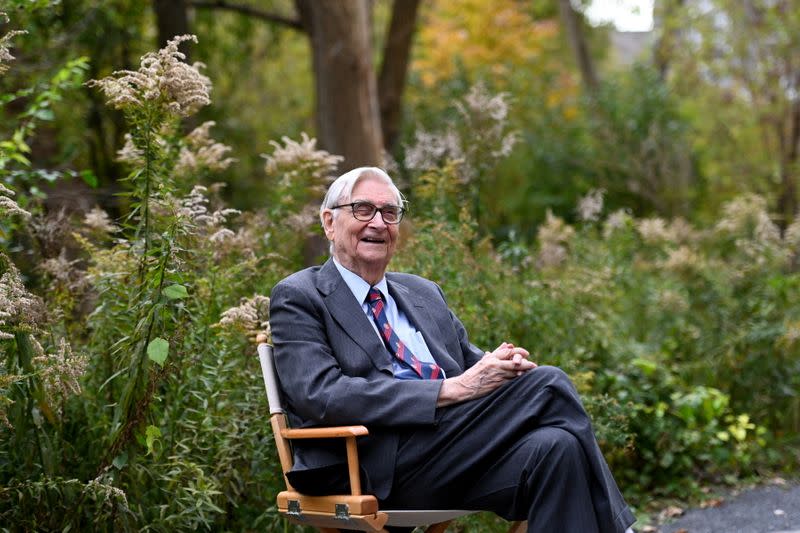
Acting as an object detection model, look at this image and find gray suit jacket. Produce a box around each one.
[269,259,484,499]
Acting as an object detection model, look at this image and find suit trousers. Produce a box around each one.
[380,366,635,533]
[290,366,635,533]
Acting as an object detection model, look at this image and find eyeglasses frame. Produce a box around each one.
[330,201,407,224]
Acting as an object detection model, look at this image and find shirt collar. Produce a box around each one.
[332,257,389,304]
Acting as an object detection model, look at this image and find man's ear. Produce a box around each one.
[322,210,335,241]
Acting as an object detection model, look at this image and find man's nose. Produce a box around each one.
[368,211,388,228]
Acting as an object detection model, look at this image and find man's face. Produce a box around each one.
[323,176,400,283]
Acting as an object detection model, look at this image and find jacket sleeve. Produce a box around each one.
[270,280,444,428]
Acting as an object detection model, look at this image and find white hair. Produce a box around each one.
[319,166,404,226]
[320,167,405,254]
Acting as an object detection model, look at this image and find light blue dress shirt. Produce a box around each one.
[332,258,443,379]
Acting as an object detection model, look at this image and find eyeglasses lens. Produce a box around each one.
[352,202,401,223]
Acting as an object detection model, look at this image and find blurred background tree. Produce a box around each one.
[662,0,800,227]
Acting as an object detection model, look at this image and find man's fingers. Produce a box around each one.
[493,347,531,361]
[489,358,536,375]
[476,349,538,382]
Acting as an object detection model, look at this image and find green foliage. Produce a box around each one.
[0,51,90,229]
[0,33,317,531]
[663,0,800,223]
[0,477,135,531]
[0,57,89,169]
[585,65,697,217]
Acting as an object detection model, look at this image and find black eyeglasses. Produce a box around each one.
[330,201,406,224]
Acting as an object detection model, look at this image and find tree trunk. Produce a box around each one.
[305,0,384,171]
[558,0,599,94]
[294,0,313,33]
[153,0,191,59]
[653,0,685,80]
[378,0,421,150]
[777,100,800,228]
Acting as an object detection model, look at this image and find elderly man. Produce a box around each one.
[269,167,635,532]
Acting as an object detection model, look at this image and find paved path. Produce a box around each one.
[657,482,800,533]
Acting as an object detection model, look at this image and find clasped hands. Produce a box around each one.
[437,342,537,407]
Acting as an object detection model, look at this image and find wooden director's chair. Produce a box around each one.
[256,335,526,533]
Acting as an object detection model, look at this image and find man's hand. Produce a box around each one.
[436,342,537,407]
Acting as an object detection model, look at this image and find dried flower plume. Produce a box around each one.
[216,294,271,340]
[0,255,43,339]
[636,217,672,243]
[174,121,236,178]
[0,13,26,75]
[405,129,464,175]
[83,206,119,234]
[715,194,784,264]
[33,338,88,403]
[87,34,210,117]
[0,183,31,219]
[603,209,633,238]
[178,185,240,229]
[715,194,780,243]
[662,245,704,273]
[405,82,517,183]
[576,189,605,222]
[115,133,144,165]
[263,132,342,184]
[536,210,575,269]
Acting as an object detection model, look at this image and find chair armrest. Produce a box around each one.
[281,425,369,439]
[281,425,369,496]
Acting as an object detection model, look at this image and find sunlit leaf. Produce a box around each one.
[147,337,169,366]
[145,425,161,455]
[164,284,189,300]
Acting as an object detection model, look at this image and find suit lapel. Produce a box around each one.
[388,277,462,377]
[317,260,393,373]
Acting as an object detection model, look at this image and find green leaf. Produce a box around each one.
[147,337,169,367]
[10,153,30,165]
[32,108,55,121]
[112,451,128,470]
[80,169,98,188]
[632,357,658,377]
[163,284,188,300]
[145,425,162,456]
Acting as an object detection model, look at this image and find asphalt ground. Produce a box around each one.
[655,482,800,533]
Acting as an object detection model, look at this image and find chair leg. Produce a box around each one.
[507,520,527,533]
[424,521,452,533]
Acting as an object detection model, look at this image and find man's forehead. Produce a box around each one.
[349,196,400,204]
[350,181,399,204]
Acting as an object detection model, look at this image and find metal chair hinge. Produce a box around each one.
[287,499,302,517]
[334,503,350,520]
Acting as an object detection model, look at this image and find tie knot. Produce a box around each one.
[367,288,383,304]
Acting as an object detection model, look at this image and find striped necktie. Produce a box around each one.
[366,288,442,380]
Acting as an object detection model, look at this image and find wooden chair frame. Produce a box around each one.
[257,336,525,532]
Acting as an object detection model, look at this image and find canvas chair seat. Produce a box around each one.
[256,335,526,533]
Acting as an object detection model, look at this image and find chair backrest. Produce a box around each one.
[256,336,295,488]
[257,340,284,415]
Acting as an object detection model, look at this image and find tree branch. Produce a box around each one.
[378,0,421,149]
[188,0,304,31]
[558,0,599,93]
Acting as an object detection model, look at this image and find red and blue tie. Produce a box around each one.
[366,288,442,380]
